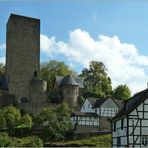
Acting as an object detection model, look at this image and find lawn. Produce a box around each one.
[45,134,112,147]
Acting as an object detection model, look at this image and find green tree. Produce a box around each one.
[80,61,112,98]
[0,109,7,129]
[0,63,5,76]
[112,84,131,100]
[0,132,12,147]
[40,60,77,91]
[0,106,32,130]
[3,106,21,129]
[21,114,32,129]
[36,103,73,141]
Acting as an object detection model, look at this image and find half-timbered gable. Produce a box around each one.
[93,98,119,117]
[80,98,97,113]
[112,88,148,147]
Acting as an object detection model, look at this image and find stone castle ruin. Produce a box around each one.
[0,14,47,115]
[0,14,83,115]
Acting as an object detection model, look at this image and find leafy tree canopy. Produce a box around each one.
[0,63,5,76]
[112,84,131,100]
[0,106,32,130]
[35,103,73,141]
[80,61,112,98]
[40,60,77,91]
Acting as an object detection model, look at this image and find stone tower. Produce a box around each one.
[6,14,40,103]
[60,75,79,108]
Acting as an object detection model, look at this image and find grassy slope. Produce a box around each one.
[48,134,111,147]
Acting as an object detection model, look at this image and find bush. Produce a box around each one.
[36,103,73,141]
[0,132,14,147]
[24,136,43,147]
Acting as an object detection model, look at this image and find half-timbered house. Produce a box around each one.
[81,97,121,117]
[71,98,123,132]
[112,88,148,147]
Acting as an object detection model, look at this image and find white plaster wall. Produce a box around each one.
[80,99,94,113]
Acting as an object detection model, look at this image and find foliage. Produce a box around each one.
[22,136,43,147]
[0,106,32,130]
[0,132,13,147]
[0,63,5,76]
[5,136,43,147]
[80,61,112,98]
[40,60,77,91]
[46,134,111,147]
[0,133,43,147]
[3,106,21,129]
[79,96,85,106]
[113,84,131,100]
[21,114,32,129]
[36,103,73,141]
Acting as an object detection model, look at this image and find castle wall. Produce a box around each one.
[20,78,47,115]
[6,14,40,102]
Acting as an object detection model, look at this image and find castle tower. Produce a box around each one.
[60,75,79,108]
[6,14,40,103]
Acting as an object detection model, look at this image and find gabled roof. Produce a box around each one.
[55,75,84,88]
[0,76,8,90]
[87,98,98,106]
[92,98,106,109]
[113,99,125,109]
[112,88,148,121]
[71,111,99,117]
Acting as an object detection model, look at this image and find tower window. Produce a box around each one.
[34,71,37,77]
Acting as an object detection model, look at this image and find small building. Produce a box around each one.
[71,111,99,126]
[54,75,83,109]
[112,88,148,147]
[81,98,121,117]
[71,97,123,132]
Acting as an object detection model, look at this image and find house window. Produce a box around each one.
[121,118,124,130]
[142,136,148,146]
[95,109,97,113]
[114,122,116,132]
[117,137,121,147]
[88,104,90,109]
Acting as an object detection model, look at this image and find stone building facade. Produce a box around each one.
[0,14,48,115]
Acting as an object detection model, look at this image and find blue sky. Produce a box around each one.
[1,0,148,93]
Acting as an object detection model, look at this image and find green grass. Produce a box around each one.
[47,134,111,147]
[11,136,43,147]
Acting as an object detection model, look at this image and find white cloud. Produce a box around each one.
[0,57,5,64]
[0,43,6,50]
[0,43,6,64]
[40,29,148,94]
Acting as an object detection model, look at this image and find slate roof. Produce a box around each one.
[0,76,8,90]
[87,98,98,106]
[112,88,148,121]
[113,100,125,109]
[61,75,77,86]
[71,111,99,117]
[56,75,84,88]
[92,98,107,109]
